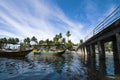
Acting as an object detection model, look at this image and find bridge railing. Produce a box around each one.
[85,6,120,41]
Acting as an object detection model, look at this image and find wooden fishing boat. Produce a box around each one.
[34,49,66,56]
[0,49,33,57]
[34,44,66,56]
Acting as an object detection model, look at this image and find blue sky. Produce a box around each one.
[0,0,120,43]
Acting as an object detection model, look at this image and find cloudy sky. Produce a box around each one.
[0,0,120,43]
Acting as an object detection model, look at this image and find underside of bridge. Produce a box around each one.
[77,17,120,78]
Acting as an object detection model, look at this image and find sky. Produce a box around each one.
[0,0,120,43]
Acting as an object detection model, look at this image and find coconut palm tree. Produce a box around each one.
[58,33,62,43]
[31,36,38,49]
[66,40,73,50]
[53,35,59,44]
[26,37,30,44]
[0,38,7,49]
[46,39,49,45]
[39,40,44,45]
[15,38,19,44]
[80,39,83,44]
[66,31,71,42]
[31,36,38,44]
[62,38,66,45]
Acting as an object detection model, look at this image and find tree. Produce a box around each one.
[0,38,7,48]
[26,37,30,44]
[66,40,73,50]
[53,35,59,44]
[62,38,66,45]
[24,37,31,49]
[80,39,83,44]
[15,38,19,44]
[31,36,37,44]
[46,38,49,45]
[66,31,71,41]
[8,38,16,44]
[58,33,62,43]
[31,36,38,49]
[24,38,27,44]
[39,40,44,45]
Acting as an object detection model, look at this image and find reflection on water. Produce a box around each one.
[95,53,99,70]
[0,52,87,80]
[105,51,114,76]
[85,51,120,80]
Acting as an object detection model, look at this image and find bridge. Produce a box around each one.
[77,6,120,77]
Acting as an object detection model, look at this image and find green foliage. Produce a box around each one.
[31,36,38,43]
[0,37,20,49]
[66,40,73,50]
[24,37,31,49]
[66,31,71,41]
[80,39,83,44]
[62,38,66,44]
[105,42,112,51]
[0,31,81,50]
[39,40,44,45]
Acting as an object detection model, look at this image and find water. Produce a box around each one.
[105,51,114,76]
[0,52,87,80]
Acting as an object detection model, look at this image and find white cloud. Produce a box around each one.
[0,0,84,43]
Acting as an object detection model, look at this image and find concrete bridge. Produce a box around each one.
[77,6,120,77]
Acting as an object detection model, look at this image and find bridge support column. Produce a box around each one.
[90,44,95,58]
[82,46,86,62]
[81,47,84,61]
[86,45,91,58]
[112,33,120,75]
[97,41,106,75]
[84,47,87,63]
[97,41,105,60]
[86,45,91,66]
[116,33,120,61]
[90,44,96,71]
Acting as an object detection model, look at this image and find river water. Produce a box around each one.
[0,51,88,80]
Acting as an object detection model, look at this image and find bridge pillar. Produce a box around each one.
[90,44,96,71]
[116,33,120,61]
[112,33,120,75]
[82,46,86,62]
[84,46,87,63]
[81,47,84,61]
[97,41,105,60]
[90,44,95,58]
[86,45,91,57]
[86,45,91,66]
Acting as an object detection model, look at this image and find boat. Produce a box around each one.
[34,44,66,56]
[0,49,33,57]
[35,50,65,56]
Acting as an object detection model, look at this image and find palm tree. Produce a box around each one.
[39,40,44,45]
[80,39,83,44]
[24,37,31,49]
[31,36,37,44]
[46,38,49,45]
[66,31,71,42]
[0,38,7,49]
[7,38,16,49]
[58,33,62,43]
[53,35,59,44]
[15,38,19,44]
[62,38,66,45]
[67,40,73,50]
[3,38,7,48]
[26,37,30,44]
[31,36,38,49]
[24,38,27,44]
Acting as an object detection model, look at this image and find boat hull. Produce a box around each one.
[0,49,32,57]
[34,50,65,56]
